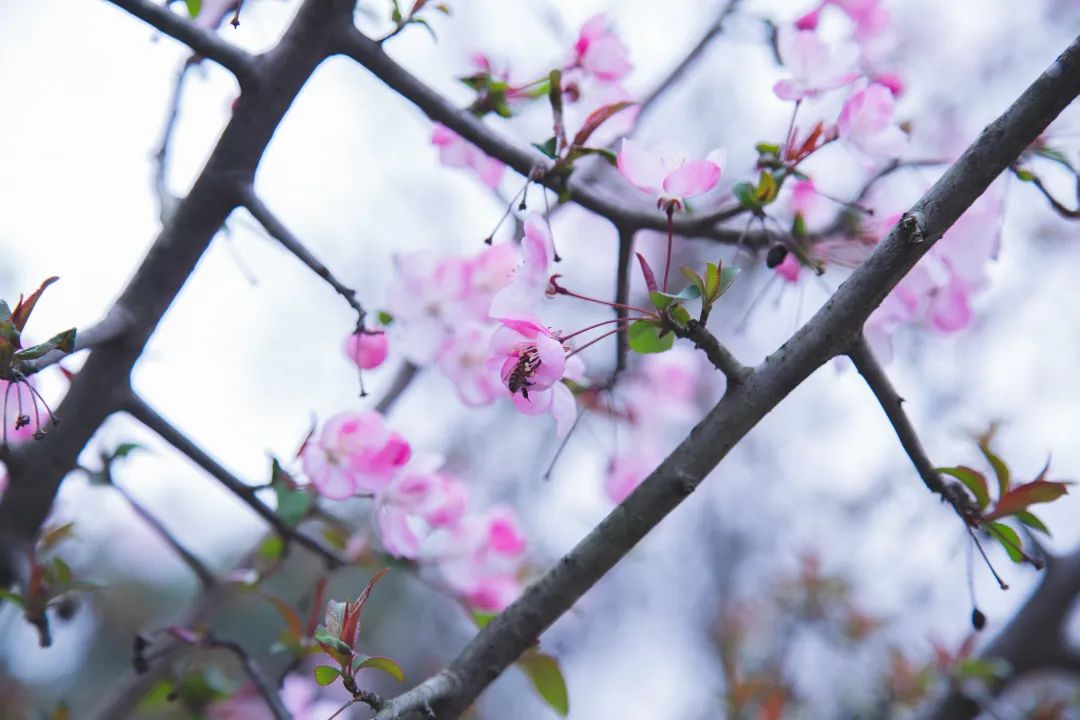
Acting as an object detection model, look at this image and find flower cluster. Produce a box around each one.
[866,190,1003,361]
[302,410,528,611]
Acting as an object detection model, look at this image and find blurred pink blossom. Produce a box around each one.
[207,675,341,720]
[440,506,528,611]
[387,251,471,363]
[377,467,469,559]
[838,83,907,160]
[772,27,859,101]
[489,214,555,320]
[431,123,505,189]
[437,323,504,407]
[570,13,632,82]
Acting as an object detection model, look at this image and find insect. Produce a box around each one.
[506,350,542,400]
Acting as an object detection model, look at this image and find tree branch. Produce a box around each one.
[0,0,356,588]
[200,634,293,720]
[634,0,744,128]
[332,27,773,248]
[847,334,970,515]
[124,392,346,569]
[375,362,421,415]
[369,34,1080,720]
[237,183,367,323]
[670,320,750,384]
[105,0,259,87]
[613,225,634,375]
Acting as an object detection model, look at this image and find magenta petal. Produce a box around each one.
[662,160,722,199]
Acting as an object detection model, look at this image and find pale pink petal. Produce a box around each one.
[550,382,578,437]
[661,159,722,199]
[522,214,555,281]
[532,334,567,387]
[377,505,422,559]
[617,138,667,194]
[512,386,553,415]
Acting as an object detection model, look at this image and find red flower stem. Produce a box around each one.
[565,322,636,359]
[663,205,674,293]
[556,286,653,316]
[560,316,650,343]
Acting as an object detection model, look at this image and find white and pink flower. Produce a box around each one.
[772,27,860,101]
[569,13,632,83]
[301,411,411,499]
[838,82,907,161]
[616,139,726,210]
[344,331,388,370]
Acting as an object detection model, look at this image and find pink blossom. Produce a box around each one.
[387,251,471,363]
[463,243,517,319]
[772,27,859,101]
[301,411,411,499]
[377,468,469,559]
[838,83,907,160]
[873,72,904,96]
[775,251,801,283]
[605,453,656,504]
[489,214,555,320]
[439,507,528,611]
[437,324,504,406]
[344,332,388,370]
[488,319,582,435]
[431,123,505,189]
[829,0,890,40]
[616,139,726,210]
[207,675,340,720]
[571,13,632,82]
[795,7,822,30]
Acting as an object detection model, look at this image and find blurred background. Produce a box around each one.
[1,0,1079,717]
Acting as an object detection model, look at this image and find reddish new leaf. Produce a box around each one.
[11,277,59,333]
[570,101,635,149]
[636,252,658,293]
[340,568,389,649]
[984,479,1071,521]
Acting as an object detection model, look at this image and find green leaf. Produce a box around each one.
[985,479,1071,521]
[627,321,673,354]
[112,443,143,459]
[985,521,1024,563]
[532,137,558,160]
[718,266,739,296]
[471,611,497,629]
[184,0,201,17]
[0,589,26,609]
[377,310,394,326]
[977,442,1011,497]
[792,213,807,238]
[50,557,72,586]
[732,181,760,211]
[313,665,341,687]
[519,653,569,716]
[938,466,990,510]
[655,285,701,303]
[756,171,778,205]
[314,628,353,665]
[39,522,76,554]
[953,657,1010,682]
[1015,510,1050,536]
[352,655,405,682]
[703,262,720,300]
[755,142,780,157]
[564,146,618,166]
[13,329,77,362]
[669,305,691,325]
[1014,168,1035,182]
[257,535,285,563]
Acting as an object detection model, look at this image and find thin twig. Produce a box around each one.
[375,362,420,415]
[669,320,750,384]
[1010,166,1080,218]
[200,634,292,720]
[124,392,346,569]
[237,184,367,324]
[154,55,198,224]
[106,0,259,86]
[111,480,219,589]
[847,335,979,521]
[613,225,634,375]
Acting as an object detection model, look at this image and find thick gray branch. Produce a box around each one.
[0,0,357,587]
[373,35,1080,720]
[105,0,259,86]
